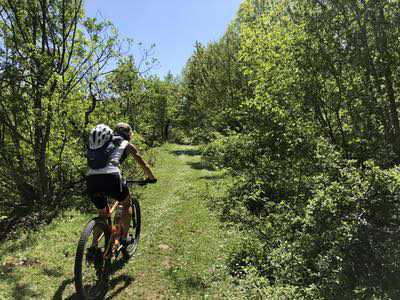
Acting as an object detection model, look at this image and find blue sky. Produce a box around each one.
[85,1,242,79]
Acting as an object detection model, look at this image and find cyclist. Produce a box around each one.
[86,122,156,248]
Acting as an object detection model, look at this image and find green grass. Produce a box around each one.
[0,144,242,299]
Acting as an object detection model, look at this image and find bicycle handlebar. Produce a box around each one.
[126,178,157,186]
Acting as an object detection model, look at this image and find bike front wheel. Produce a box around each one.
[74,218,111,300]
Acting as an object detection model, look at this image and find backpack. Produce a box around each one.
[86,137,114,169]
[87,132,128,170]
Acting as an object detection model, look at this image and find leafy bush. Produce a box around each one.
[202,133,258,171]
[209,137,400,298]
[179,0,400,297]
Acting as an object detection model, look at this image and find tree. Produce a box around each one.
[107,59,181,144]
[0,0,119,210]
[180,23,250,141]
[184,0,400,297]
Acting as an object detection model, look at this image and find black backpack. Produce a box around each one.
[86,136,124,169]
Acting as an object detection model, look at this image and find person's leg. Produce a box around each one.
[90,194,108,247]
[119,193,132,239]
[112,177,132,240]
[92,207,108,247]
[87,175,109,248]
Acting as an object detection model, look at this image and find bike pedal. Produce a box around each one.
[114,244,124,258]
[120,235,134,246]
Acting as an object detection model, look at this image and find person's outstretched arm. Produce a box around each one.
[127,143,156,180]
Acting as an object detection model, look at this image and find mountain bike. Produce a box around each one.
[74,179,154,300]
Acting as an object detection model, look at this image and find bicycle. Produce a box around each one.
[74,179,154,300]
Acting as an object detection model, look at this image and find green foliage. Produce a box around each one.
[0,0,121,211]
[202,133,256,171]
[106,61,181,145]
[181,0,400,297]
[0,1,181,230]
[180,23,250,142]
[3,0,400,297]
[212,138,400,297]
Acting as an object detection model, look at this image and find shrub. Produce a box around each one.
[209,137,400,298]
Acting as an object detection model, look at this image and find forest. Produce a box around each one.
[1,0,400,299]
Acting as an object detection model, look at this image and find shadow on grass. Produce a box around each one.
[52,257,135,300]
[105,275,134,300]
[165,267,208,294]
[1,234,40,257]
[187,162,214,171]
[42,266,64,278]
[171,149,202,156]
[199,174,225,181]
[12,282,42,300]
[52,278,75,300]
[0,265,42,300]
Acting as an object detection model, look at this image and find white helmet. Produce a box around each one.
[89,124,113,149]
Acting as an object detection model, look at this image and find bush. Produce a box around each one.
[208,137,400,298]
[202,133,258,171]
[131,131,149,151]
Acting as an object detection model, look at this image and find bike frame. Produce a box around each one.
[102,201,119,258]
[96,180,146,259]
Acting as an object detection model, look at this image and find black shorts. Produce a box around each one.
[86,173,129,209]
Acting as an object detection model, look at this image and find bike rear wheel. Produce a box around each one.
[74,218,111,300]
[122,198,141,260]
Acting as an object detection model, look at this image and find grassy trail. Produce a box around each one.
[0,144,237,299]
